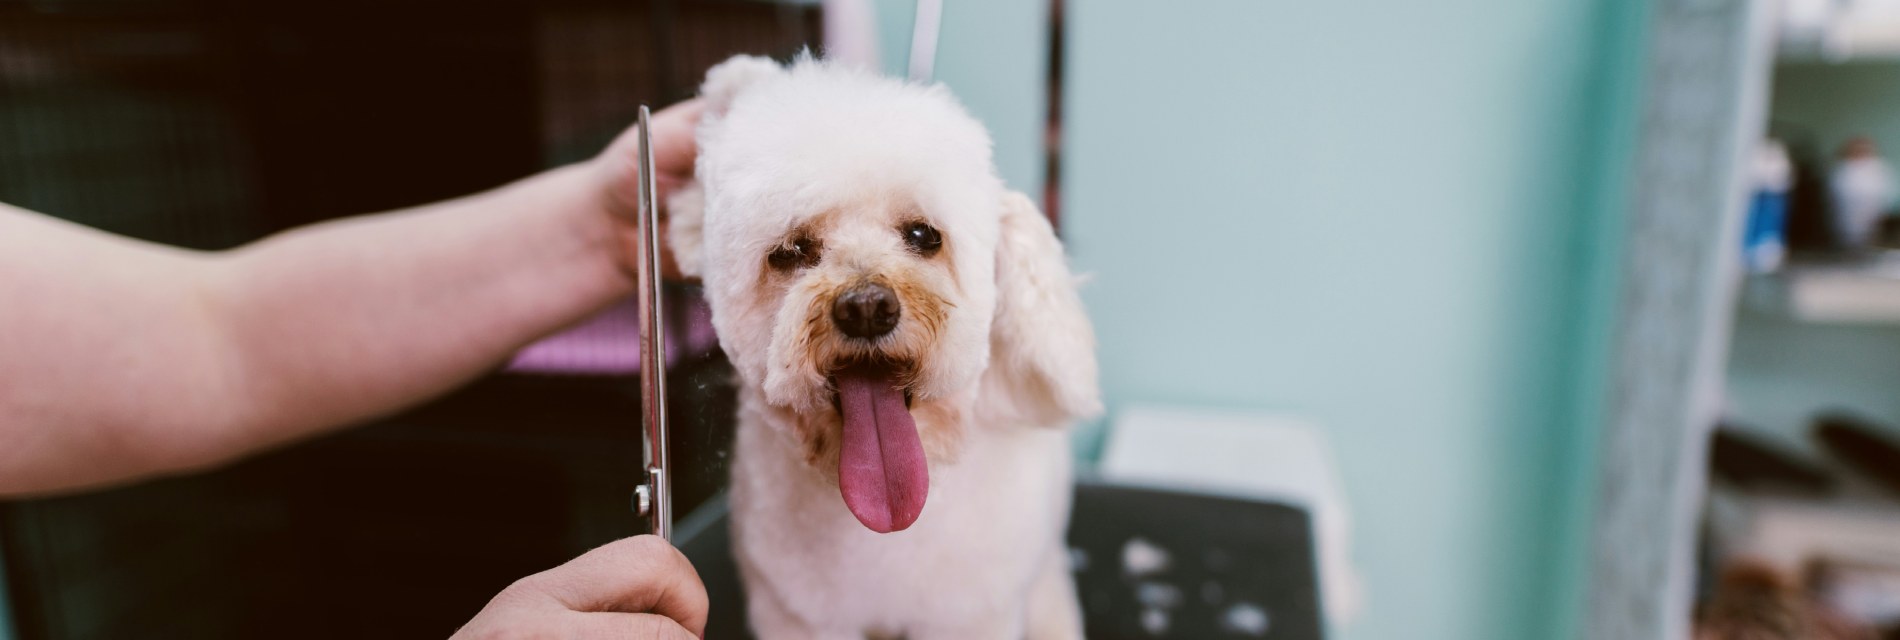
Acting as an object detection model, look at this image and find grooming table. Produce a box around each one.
[675,482,1326,639]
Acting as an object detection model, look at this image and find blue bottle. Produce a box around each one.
[1744,139,1792,274]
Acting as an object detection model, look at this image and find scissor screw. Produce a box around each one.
[633,484,652,516]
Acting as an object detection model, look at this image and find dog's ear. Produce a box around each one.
[701,54,783,118]
[990,191,1102,425]
[670,55,780,277]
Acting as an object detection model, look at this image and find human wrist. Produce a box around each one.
[523,161,640,293]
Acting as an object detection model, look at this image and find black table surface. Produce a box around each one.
[679,482,1326,640]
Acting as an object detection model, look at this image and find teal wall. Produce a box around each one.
[1061,2,1640,639]
[871,0,1048,197]
[1727,311,1900,451]
[1550,0,1651,636]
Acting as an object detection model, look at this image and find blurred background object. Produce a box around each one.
[1095,406,1361,628]
[1780,0,1900,62]
[1701,416,1900,639]
[1831,137,1896,252]
[1745,139,1794,274]
[1701,1,1900,637]
[1692,559,1875,640]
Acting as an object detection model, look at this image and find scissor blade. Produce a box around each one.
[634,105,672,541]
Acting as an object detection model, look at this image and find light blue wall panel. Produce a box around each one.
[871,0,1048,196]
[1062,2,1636,638]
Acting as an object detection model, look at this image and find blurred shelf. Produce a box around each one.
[1743,252,1900,324]
[1708,487,1900,574]
[1780,0,1900,62]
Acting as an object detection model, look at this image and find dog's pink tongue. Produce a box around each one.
[835,362,928,533]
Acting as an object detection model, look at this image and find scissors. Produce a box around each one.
[631,105,673,542]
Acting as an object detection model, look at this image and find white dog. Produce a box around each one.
[667,54,1101,639]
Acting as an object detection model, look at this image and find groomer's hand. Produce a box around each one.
[592,99,705,281]
[453,535,709,640]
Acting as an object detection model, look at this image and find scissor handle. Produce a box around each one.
[632,105,672,542]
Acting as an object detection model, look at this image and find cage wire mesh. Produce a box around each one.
[0,3,260,250]
[0,0,820,244]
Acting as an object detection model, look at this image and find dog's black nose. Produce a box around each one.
[833,282,901,339]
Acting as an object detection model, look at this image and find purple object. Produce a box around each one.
[505,293,719,375]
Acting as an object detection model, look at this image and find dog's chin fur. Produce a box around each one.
[671,54,1102,639]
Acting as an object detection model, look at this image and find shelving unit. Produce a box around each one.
[1743,254,1900,324]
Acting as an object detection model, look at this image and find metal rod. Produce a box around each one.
[907,0,943,83]
[635,105,672,541]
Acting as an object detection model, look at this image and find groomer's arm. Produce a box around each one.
[0,101,701,496]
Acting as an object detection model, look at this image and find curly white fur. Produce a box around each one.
[670,54,1101,639]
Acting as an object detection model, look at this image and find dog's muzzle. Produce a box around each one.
[832,282,900,339]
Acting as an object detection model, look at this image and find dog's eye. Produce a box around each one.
[768,236,819,270]
[902,222,942,256]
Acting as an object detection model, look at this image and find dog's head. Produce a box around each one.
[673,55,1100,533]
